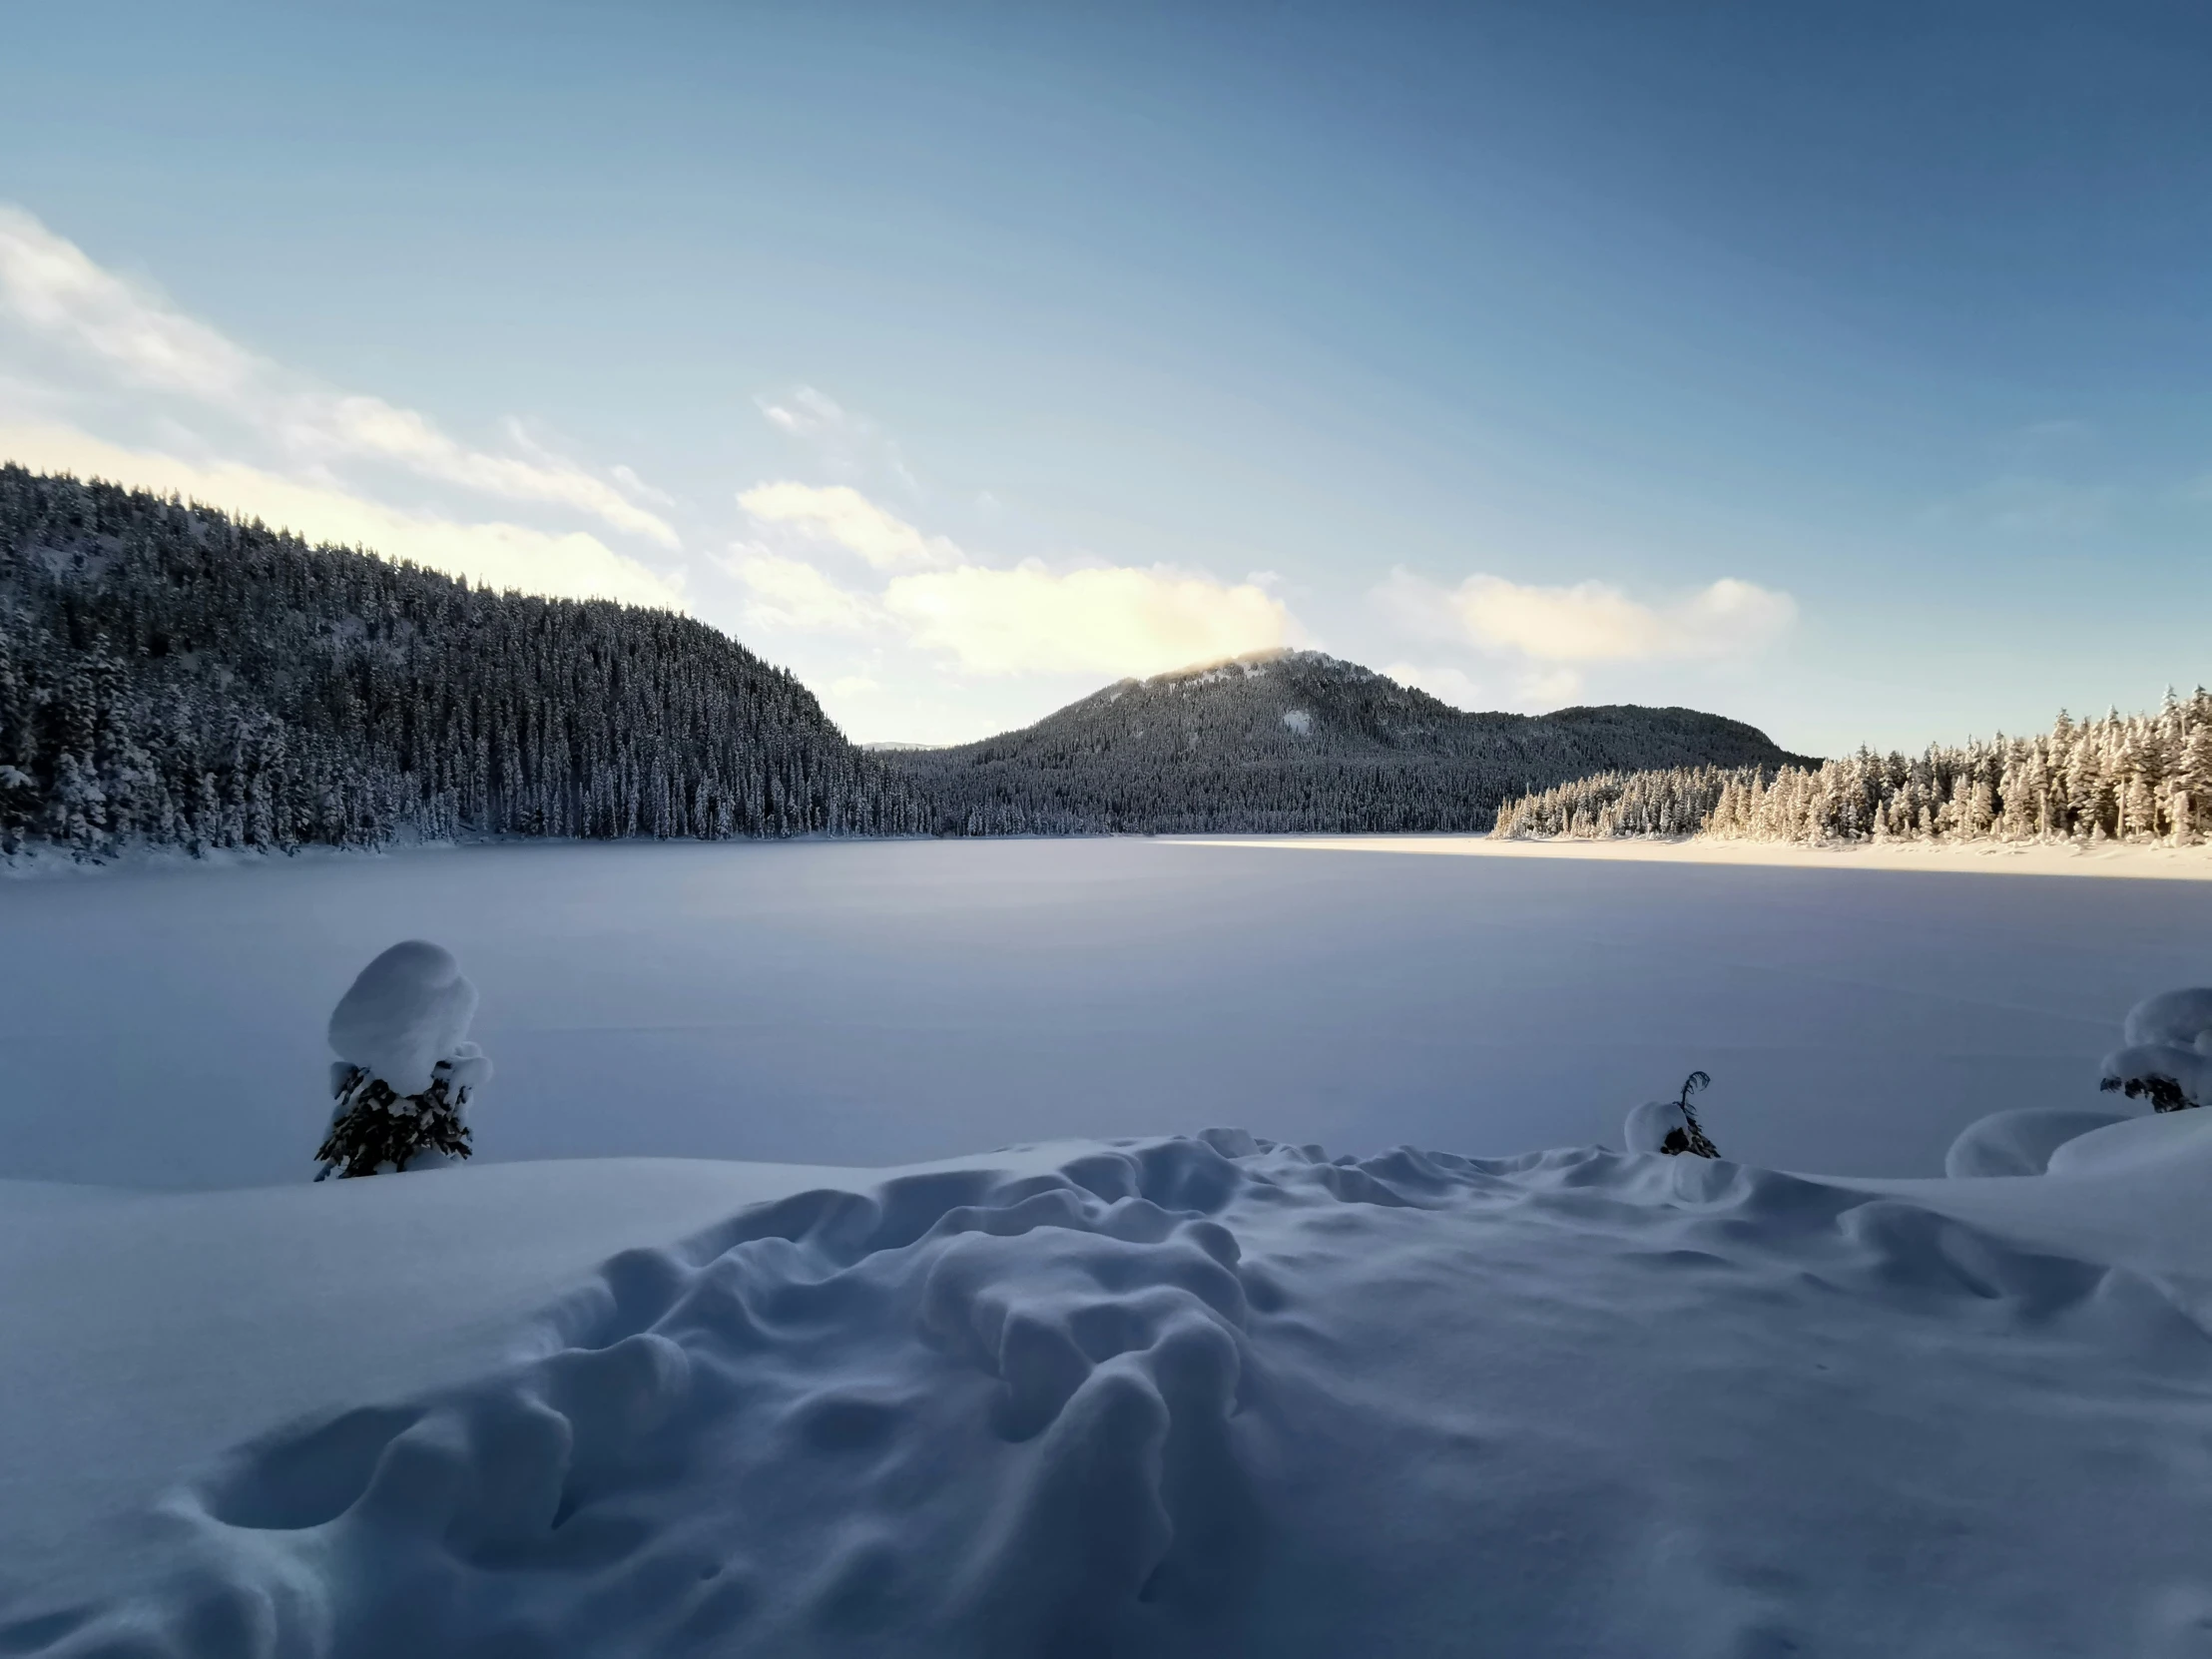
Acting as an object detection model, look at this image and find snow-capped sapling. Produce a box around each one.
[1625,1071,1722,1158]
[2098,987,2212,1112]
[315,940,493,1179]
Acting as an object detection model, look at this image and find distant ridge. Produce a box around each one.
[880,648,1813,835]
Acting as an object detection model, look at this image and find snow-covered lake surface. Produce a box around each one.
[8,838,2212,1657]
[4,836,2207,1188]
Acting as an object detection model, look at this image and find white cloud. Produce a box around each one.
[1,422,687,610]
[0,204,678,548]
[721,548,884,634]
[0,211,256,396]
[738,481,961,569]
[729,479,1295,678]
[1383,663,1485,711]
[883,562,1291,677]
[1378,568,1795,663]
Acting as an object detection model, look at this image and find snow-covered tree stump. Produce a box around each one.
[315,940,493,1179]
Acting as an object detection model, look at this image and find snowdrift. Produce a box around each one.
[8,1119,2212,1658]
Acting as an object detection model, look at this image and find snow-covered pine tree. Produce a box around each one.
[2098,988,2212,1114]
[1623,1072,1723,1158]
[315,940,494,1179]
[2176,722,2212,842]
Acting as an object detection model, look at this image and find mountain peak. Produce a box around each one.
[880,650,1807,834]
[1121,649,1379,694]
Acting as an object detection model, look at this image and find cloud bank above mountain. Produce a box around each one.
[727,475,1295,681]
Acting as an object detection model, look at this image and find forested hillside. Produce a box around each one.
[0,467,925,855]
[1493,693,2212,845]
[882,651,1812,834]
[0,467,1817,857]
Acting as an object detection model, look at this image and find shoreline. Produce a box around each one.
[1170,832,2212,880]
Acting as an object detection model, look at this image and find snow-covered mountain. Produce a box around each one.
[884,649,1812,834]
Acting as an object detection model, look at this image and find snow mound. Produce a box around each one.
[16,1129,2212,1657]
[1943,1107,2130,1177]
[2122,987,2212,1048]
[1622,1096,1696,1152]
[326,941,479,1097]
[2046,1107,2212,1176]
[2100,985,2212,1109]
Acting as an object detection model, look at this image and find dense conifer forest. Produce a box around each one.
[0,467,925,855]
[882,652,1811,834]
[1493,693,2212,845]
[0,466,1815,856]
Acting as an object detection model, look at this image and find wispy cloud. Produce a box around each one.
[728,480,1293,677]
[0,204,680,551]
[610,462,675,510]
[738,481,962,569]
[757,385,856,441]
[1377,568,1796,663]
[755,384,918,491]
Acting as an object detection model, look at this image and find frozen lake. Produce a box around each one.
[2,836,2205,1190]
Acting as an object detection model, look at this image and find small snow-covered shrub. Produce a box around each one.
[315,941,493,1179]
[1624,1071,1722,1158]
[2098,987,2212,1113]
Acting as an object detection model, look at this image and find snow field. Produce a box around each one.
[14,1117,2212,1657]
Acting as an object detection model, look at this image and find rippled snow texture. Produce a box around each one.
[15,1131,2212,1659]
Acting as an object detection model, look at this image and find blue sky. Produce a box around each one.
[1,1,2207,750]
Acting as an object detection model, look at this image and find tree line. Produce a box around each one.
[1492,692,2212,845]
